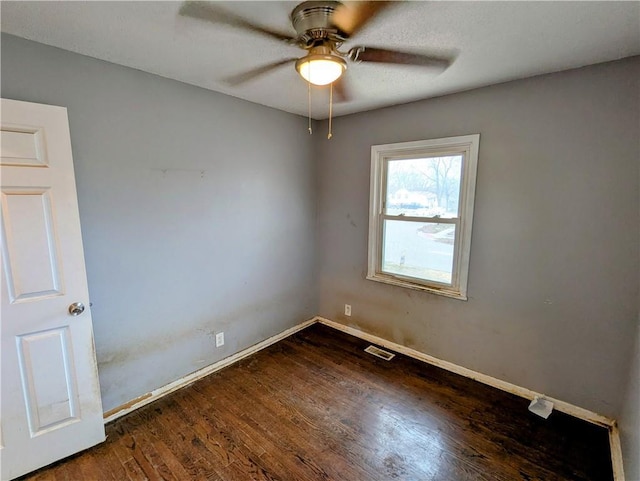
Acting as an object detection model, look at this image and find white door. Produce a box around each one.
[0,99,105,480]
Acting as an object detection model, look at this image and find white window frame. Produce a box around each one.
[367,134,480,300]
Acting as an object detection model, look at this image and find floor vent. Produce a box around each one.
[364,345,395,361]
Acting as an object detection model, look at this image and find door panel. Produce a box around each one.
[0,127,47,167]
[1,188,63,301]
[17,327,80,434]
[1,99,105,481]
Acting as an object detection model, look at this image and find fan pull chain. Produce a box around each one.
[327,82,333,140]
[307,80,312,135]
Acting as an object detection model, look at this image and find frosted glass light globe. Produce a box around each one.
[296,56,346,86]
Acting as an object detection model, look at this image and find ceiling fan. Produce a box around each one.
[179,1,454,102]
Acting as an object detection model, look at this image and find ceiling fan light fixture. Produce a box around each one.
[296,53,346,86]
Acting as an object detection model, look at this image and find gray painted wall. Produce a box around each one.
[619,136,640,480]
[1,34,317,411]
[620,319,639,480]
[315,57,640,418]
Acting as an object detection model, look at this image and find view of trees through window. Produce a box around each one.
[382,155,463,285]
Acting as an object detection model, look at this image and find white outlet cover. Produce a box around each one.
[345,304,352,316]
[215,332,224,347]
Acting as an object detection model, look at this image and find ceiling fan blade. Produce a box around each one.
[333,77,351,103]
[224,58,297,86]
[179,2,296,43]
[331,1,393,38]
[349,47,453,70]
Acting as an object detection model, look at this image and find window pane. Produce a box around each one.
[386,155,463,217]
[382,220,455,285]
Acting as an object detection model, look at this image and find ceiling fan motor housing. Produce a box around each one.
[291,1,344,45]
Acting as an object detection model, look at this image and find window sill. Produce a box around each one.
[366,274,468,301]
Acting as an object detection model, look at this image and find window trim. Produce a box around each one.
[367,134,480,300]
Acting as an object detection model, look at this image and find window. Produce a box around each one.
[367,135,480,300]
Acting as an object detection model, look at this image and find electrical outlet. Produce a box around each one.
[345,304,352,316]
[215,332,224,347]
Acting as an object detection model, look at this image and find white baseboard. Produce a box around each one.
[103,318,316,423]
[102,315,625,481]
[610,424,626,481]
[316,317,614,427]
[315,316,624,481]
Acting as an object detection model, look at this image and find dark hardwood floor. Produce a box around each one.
[20,323,613,481]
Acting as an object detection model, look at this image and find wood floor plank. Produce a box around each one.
[278,356,507,480]
[18,323,613,481]
[235,355,389,478]
[178,388,288,481]
[259,340,515,479]
[143,409,218,480]
[187,383,267,457]
[209,380,332,481]
[89,438,131,481]
[118,413,180,481]
[151,397,225,480]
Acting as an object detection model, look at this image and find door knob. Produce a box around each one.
[68,302,85,316]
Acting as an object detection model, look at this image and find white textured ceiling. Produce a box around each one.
[1,1,639,119]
